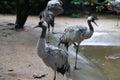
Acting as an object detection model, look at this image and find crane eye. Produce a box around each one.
[91,19,95,22]
[39,21,43,25]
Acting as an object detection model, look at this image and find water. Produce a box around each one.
[80,46,120,80]
[80,32,120,46]
[78,32,120,80]
[64,46,108,80]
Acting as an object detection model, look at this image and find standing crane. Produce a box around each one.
[58,16,98,70]
[39,10,55,43]
[33,20,70,80]
[39,10,55,33]
[39,0,63,42]
[107,0,120,26]
[97,0,120,26]
[39,0,63,33]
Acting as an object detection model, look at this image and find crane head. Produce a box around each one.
[33,20,48,29]
[88,16,98,27]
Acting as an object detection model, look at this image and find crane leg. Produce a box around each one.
[52,27,54,34]
[74,48,78,70]
[51,22,55,34]
[65,42,69,51]
[47,25,50,43]
[74,45,81,70]
[116,13,119,27]
[53,71,56,80]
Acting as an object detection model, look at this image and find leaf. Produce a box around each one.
[96,6,105,12]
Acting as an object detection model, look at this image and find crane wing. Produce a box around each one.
[64,25,87,40]
[45,47,69,69]
[65,25,87,33]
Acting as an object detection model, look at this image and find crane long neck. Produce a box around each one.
[87,20,94,32]
[37,26,47,59]
[40,27,47,39]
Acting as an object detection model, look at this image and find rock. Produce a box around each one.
[8,69,14,72]
[33,73,47,79]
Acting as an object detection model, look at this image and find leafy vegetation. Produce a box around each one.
[0,0,15,14]
[0,0,47,14]
[0,0,111,15]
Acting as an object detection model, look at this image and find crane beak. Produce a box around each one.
[25,25,39,32]
[93,21,98,27]
[32,25,39,29]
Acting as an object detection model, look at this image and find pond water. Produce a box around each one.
[79,46,120,80]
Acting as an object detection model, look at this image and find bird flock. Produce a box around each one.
[32,0,119,80]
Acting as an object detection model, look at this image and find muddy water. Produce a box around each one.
[79,46,120,80]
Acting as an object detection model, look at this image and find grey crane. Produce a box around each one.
[39,10,55,43]
[107,0,120,26]
[58,16,98,70]
[39,0,63,42]
[39,0,64,33]
[46,0,64,16]
[97,0,120,26]
[39,10,55,33]
[33,20,70,80]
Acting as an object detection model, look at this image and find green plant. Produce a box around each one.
[96,6,105,12]
[70,0,84,5]
[96,0,111,12]
[70,0,98,6]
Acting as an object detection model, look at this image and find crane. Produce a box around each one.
[39,10,55,43]
[33,20,70,80]
[39,0,64,33]
[39,0,63,42]
[97,0,120,26]
[107,0,120,26]
[46,0,64,16]
[58,16,98,70]
[39,10,55,33]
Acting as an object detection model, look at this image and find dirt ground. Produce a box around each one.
[0,14,119,80]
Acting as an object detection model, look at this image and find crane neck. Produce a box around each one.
[40,27,47,39]
[37,26,47,59]
[87,20,94,32]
